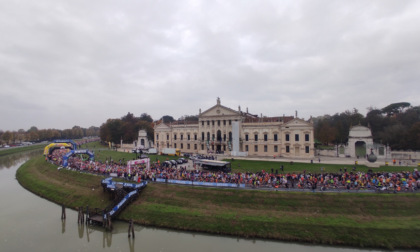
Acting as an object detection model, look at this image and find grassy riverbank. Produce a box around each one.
[16,156,110,209]
[0,144,45,157]
[16,156,420,250]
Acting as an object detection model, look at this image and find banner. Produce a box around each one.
[153,178,245,188]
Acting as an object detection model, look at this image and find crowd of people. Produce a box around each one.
[49,149,420,192]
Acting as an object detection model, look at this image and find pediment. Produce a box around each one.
[283,118,312,127]
[200,104,240,118]
[154,122,171,130]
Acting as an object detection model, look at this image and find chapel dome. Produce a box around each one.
[349,125,372,138]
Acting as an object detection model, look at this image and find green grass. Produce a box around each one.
[16,156,110,209]
[121,184,420,249]
[0,144,45,157]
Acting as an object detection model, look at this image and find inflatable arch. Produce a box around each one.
[62,149,95,167]
[53,139,78,150]
[43,143,73,156]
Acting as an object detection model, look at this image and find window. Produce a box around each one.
[202,121,204,126]
[180,143,183,149]
[212,134,215,140]
[223,145,226,151]
[166,134,169,140]
[229,132,232,141]
[167,143,169,148]
[180,134,183,140]
[194,144,197,150]
[201,144,204,150]
[305,134,309,141]
[264,145,267,152]
[264,134,267,141]
[207,120,210,126]
[207,132,210,141]
[223,134,226,141]
[187,134,190,140]
[217,130,222,141]
[217,120,220,126]
[157,143,159,148]
[202,132,204,140]
[194,134,197,140]
[229,120,231,125]
[187,144,190,149]
[245,145,249,151]
[274,134,278,141]
[254,145,258,152]
[285,134,290,141]
[274,145,278,152]
[174,134,177,140]
[295,134,299,141]
[212,120,214,126]
[305,146,310,153]
[245,134,249,141]
[156,134,159,140]
[174,143,177,148]
[286,146,290,153]
[254,134,258,141]
[223,120,226,125]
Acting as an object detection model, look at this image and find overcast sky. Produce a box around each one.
[1,0,419,131]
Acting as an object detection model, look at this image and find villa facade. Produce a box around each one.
[154,98,315,158]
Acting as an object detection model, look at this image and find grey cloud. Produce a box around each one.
[1,0,419,130]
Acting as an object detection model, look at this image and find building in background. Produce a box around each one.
[154,98,315,158]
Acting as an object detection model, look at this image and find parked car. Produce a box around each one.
[177,158,184,164]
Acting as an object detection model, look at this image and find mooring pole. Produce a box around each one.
[61,205,66,220]
[128,219,135,238]
[81,206,85,223]
[107,213,112,231]
[85,205,89,224]
[102,210,106,227]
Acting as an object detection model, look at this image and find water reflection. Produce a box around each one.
[128,236,135,252]
[70,213,143,251]
[78,223,84,239]
[0,149,42,169]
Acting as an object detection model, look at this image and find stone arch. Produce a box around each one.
[355,141,367,158]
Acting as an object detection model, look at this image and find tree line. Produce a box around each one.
[0,125,100,146]
[314,102,420,150]
[99,113,198,145]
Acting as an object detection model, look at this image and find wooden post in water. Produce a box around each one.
[102,210,106,227]
[61,205,66,220]
[128,219,135,238]
[106,213,112,231]
[78,206,85,224]
[85,206,89,224]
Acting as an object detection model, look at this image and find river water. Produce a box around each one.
[0,151,392,252]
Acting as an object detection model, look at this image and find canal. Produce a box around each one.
[0,150,392,251]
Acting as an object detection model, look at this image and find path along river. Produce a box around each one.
[0,150,397,252]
